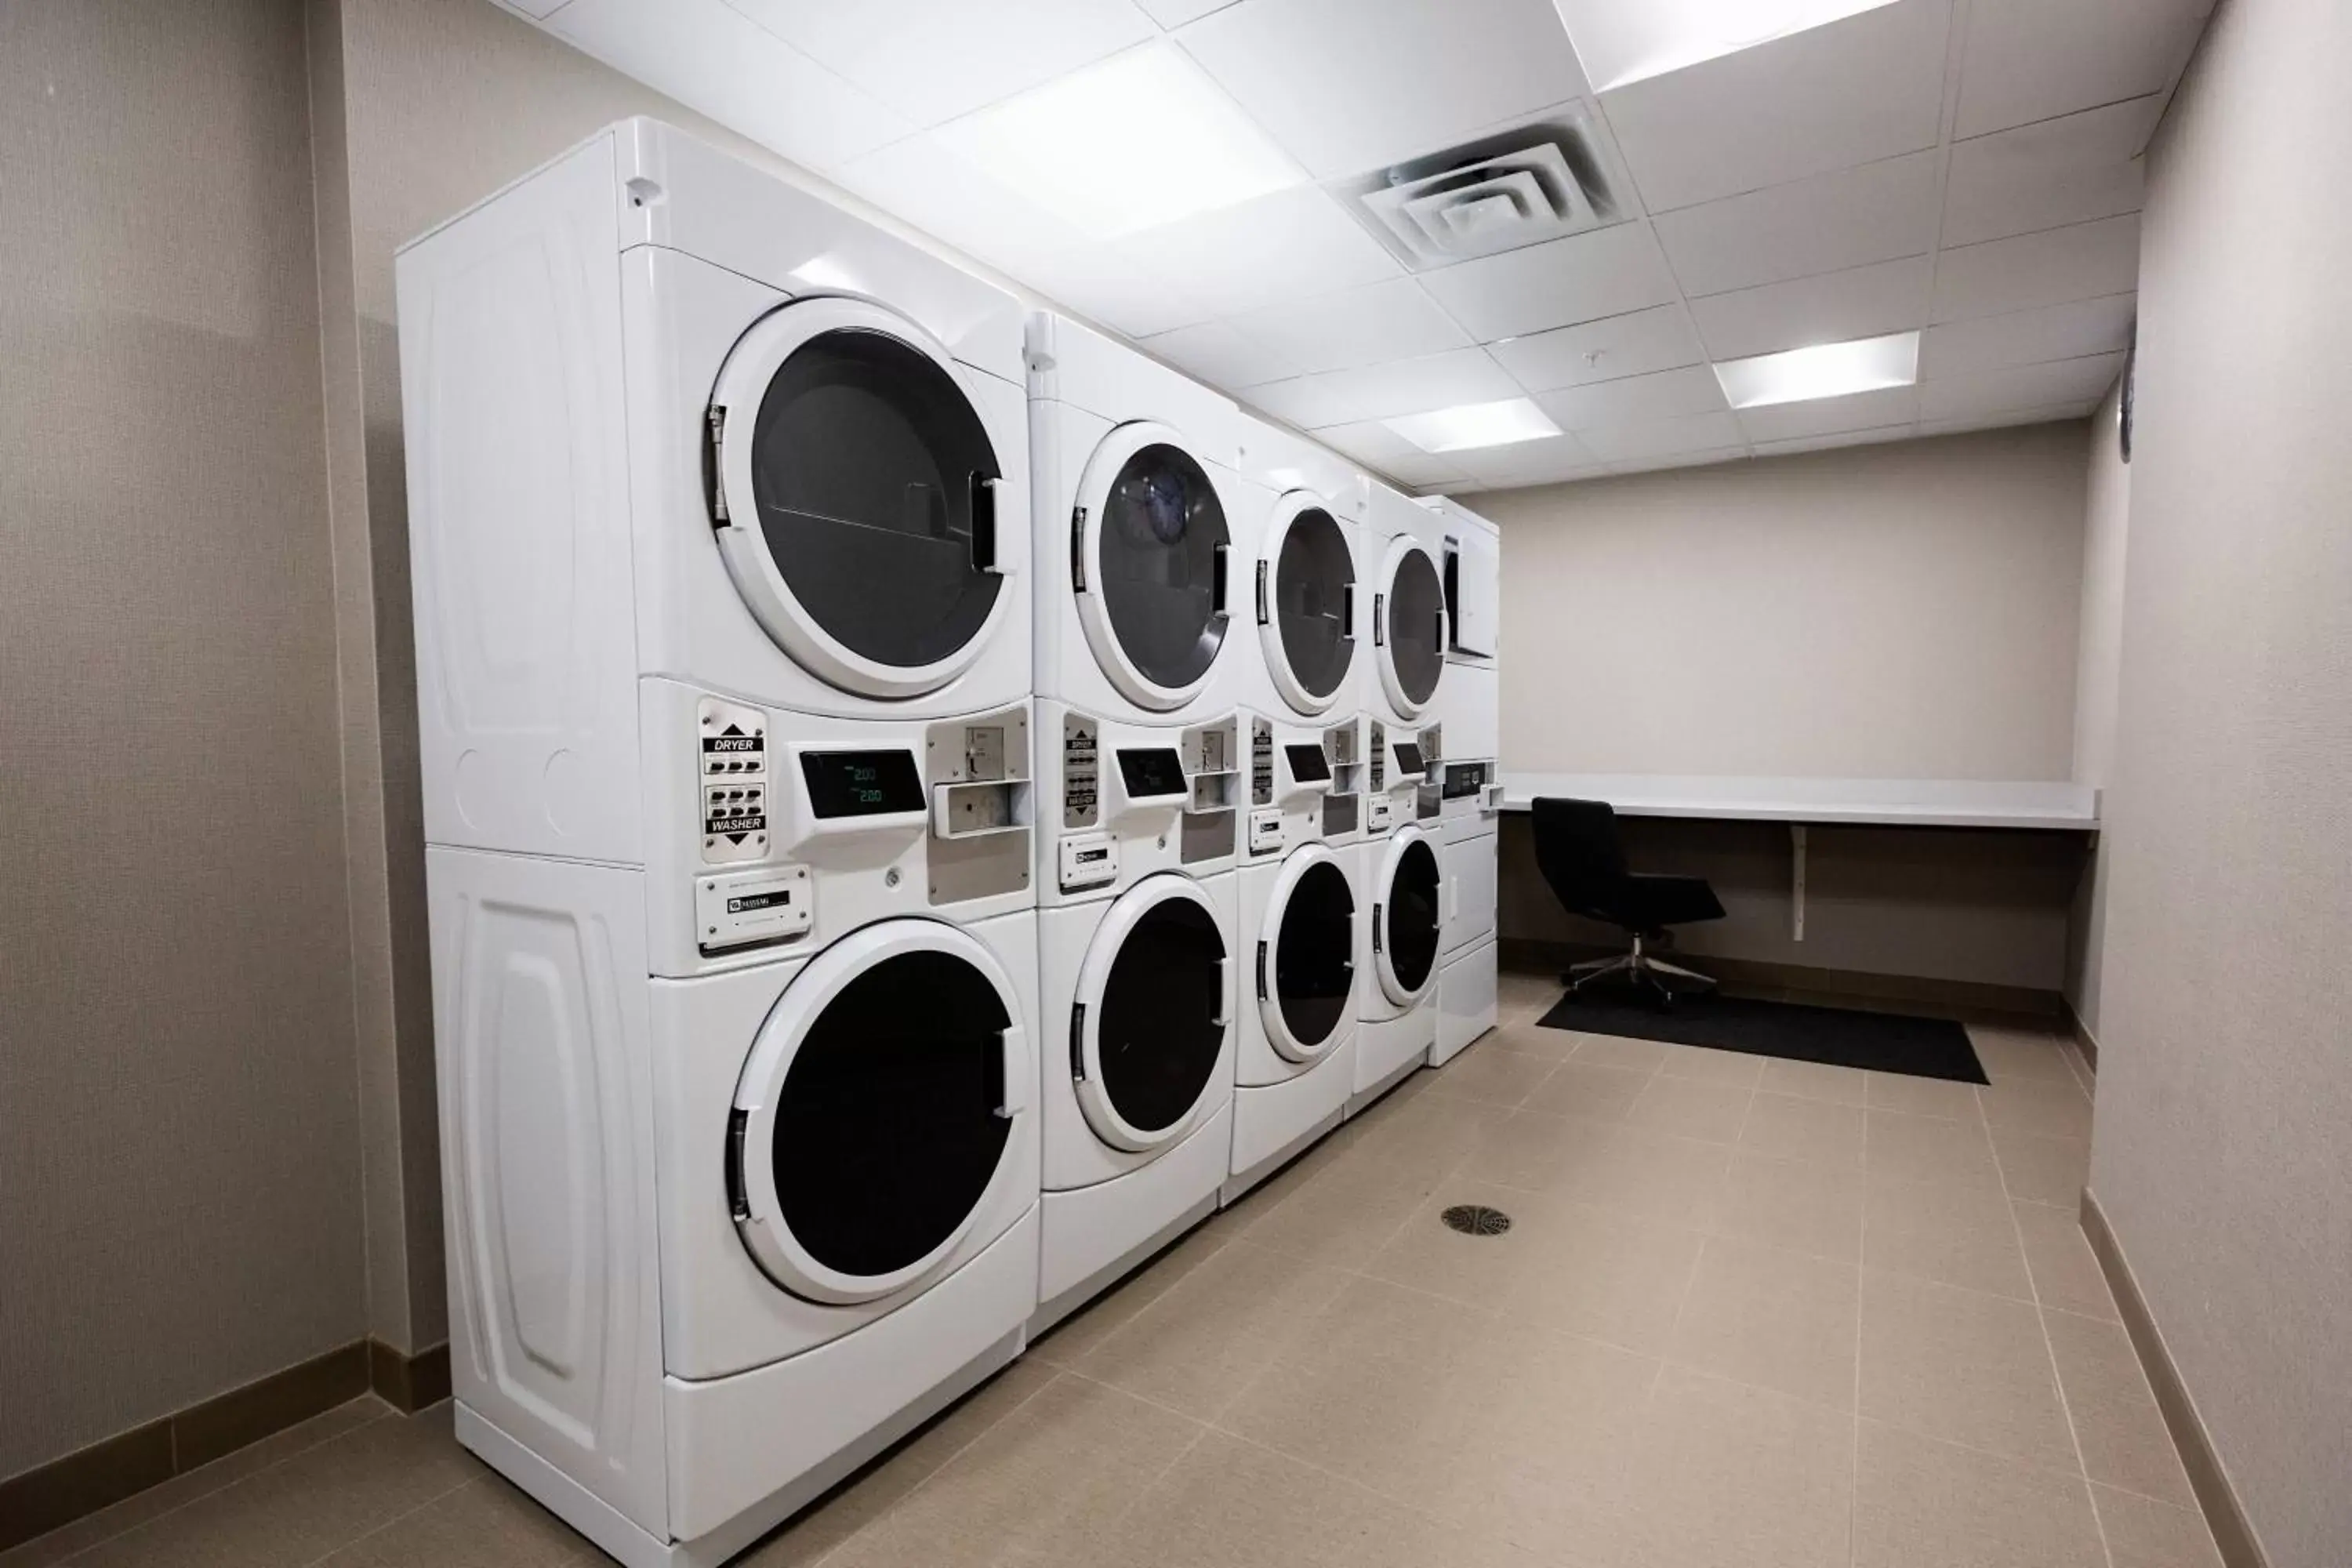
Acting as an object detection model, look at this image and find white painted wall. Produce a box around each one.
[1473,425,2092,782]
[2066,379,2131,1040]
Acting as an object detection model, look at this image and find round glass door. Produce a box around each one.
[1075,423,1232,711]
[1377,539,1446,719]
[710,298,1010,700]
[1261,845,1355,1062]
[1258,494,1356,716]
[731,921,1024,1305]
[1375,829,1443,1005]
[1074,877,1229,1152]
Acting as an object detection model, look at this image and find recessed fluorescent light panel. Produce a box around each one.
[931,42,1299,239]
[1713,332,1920,410]
[1553,0,1903,90]
[1386,398,1561,453]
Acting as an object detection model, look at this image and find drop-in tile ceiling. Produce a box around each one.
[506,0,2210,492]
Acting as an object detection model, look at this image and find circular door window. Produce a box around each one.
[1377,538,1446,719]
[731,921,1024,1305]
[1374,828,1443,1006]
[1073,877,1229,1152]
[1261,845,1355,1062]
[1075,423,1232,711]
[710,299,1009,700]
[1258,494,1356,716]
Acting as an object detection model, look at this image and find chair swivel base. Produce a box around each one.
[1564,935,1716,1000]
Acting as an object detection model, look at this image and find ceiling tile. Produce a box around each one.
[1228,278,1471,375]
[1536,365,1728,429]
[1577,410,1748,460]
[1610,445,1751,476]
[550,0,913,169]
[1931,213,2141,323]
[1304,347,1520,422]
[1917,351,2125,420]
[1752,423,1919,457]
[1955,0,2212,139]
[1446,434,1605,488]
[1312,419,1427,466]
[1656,151,1943,298]
[1019,240,1216,336]
[1600,0,1951,212]
[1688,256,1933,361]
[837,132,1092,277]
[1921,292,2136,379]
[1736,384,1920,442]
[1918,403,2096,437]
[1242,376,1367,430]
[1943,96,2160,248]
[1175,0,1592,180]
[1137,320,1299,387]
[1136,0,1239,23]
[1490,304,1705,393]
[1420,222,1679,343]
[1378,451,1479,488]
[728,0,1155,126]
[1107,184,1397,317]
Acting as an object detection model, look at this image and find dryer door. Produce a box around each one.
[730,920,1026,1305]
[1371,826,1443,1007]
[1073,422,1232,711]
[709,297,1011,700]
[1255,492,1356,717]
[1071,875,1230,1152]
[1373,535,1446,719]
[1258,844,1356,1062]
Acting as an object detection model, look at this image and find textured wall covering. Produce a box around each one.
[0,0,364,1479]
[1475,426,2091,782]
[2065,381,2132,1041]
[2088,0,2352,1562]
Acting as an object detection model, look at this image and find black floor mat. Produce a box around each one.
[1536,988,1988,1083]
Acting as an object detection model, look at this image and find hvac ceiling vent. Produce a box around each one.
[1334,106,1621,272]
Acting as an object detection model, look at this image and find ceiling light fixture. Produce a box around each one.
[1712,331,1920,408]
[1552,0,1902,91]
[931,41,1301,239]
[1385,398,1562,453]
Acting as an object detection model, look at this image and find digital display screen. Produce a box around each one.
[1392,742,1426,776]
[1284,743,1332,784]
[1116,748,1187,799]
[800,750,924,818]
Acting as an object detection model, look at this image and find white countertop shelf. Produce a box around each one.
[1498,773,2100,830]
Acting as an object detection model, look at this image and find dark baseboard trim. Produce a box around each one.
[1497,937,2065,1022]
[368,1338,452,1415]
[2079,1189,2267,1568]
[2060,996,2100,1075]
[0,1337,451,1552]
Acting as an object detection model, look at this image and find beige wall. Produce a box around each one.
[1475,426,2092,782]
[2086,0,2352,1562]
[0,0,364,1479]
[2065,379,2132,1040]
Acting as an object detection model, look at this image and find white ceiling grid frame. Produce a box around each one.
[1486,304,1708,393]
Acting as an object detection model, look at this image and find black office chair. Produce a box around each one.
[1533,797,1726,1000]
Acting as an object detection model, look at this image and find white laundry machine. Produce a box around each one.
[1032,701,1240,1331]
[1352,816,1446,1114]
[1232,415,1369,723]
[1224,704,1366,1201]
[1418,498,1504,1066]
[1028,312,1246,726]
[398,120,1046,1568]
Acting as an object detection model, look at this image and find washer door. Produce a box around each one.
[1256,493,1356,717]
[1073,422,1232,712]
[730,920,1026,1305]
[1072,875,1230,1152]
[1372,826,1443,1007]
[1258,844,1356,1062]
[1374,535,1446,719]
[710,297,1011,700]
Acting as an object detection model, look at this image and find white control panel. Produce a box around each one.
[695,864,812,953]
[1058,831,1119,892]
[699,696,769,864]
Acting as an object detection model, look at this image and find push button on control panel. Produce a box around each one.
[699,697,770,864]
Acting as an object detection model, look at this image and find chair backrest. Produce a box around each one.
[1531,797,1629,919]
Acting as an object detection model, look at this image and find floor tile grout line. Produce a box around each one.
[38,1401,396,1566]
[292,1472,476,1568]
[1849,1116,1871,1568]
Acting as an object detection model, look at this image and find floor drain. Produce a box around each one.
[1440,1203,1512,1236]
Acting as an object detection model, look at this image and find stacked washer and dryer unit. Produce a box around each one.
[400,122,1044,1568]
[403,120,1501,1568]
[1420,496,1506,1065]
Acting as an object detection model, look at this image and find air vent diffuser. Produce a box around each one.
[1335,107,1621,272]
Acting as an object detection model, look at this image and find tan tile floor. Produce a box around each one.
[5,972,2227,1568]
